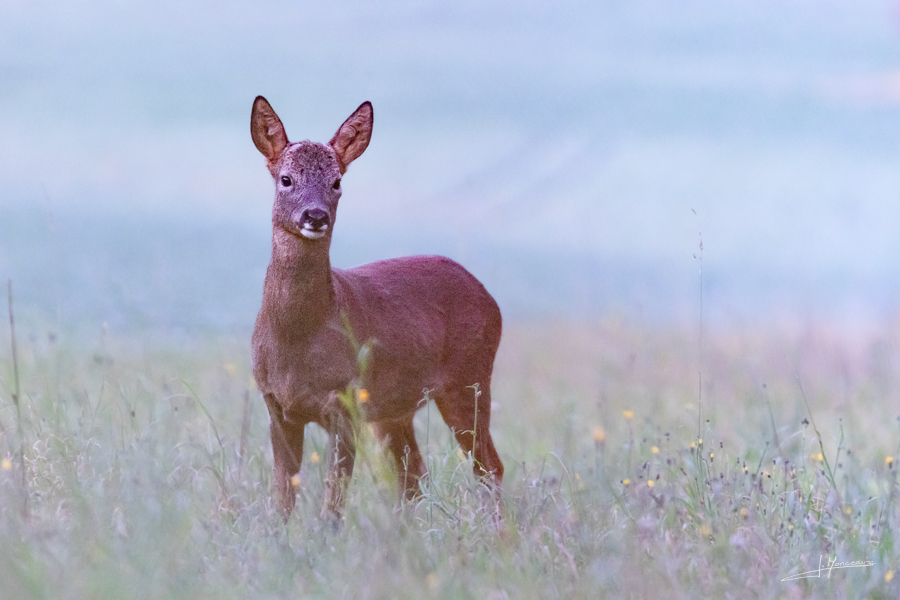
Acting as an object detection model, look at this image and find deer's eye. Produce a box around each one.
[332,178,341,190]
[281,176,292,187]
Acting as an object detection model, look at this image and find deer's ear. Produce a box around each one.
[251,96,289,169]
[329,101,372,173]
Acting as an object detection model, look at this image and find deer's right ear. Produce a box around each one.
[251,96,289,171]
[329,101,373,174]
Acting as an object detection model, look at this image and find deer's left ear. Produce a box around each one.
[329,101,373,173]
[251,96,289,174]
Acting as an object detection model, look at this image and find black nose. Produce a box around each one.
[302,208,330,230]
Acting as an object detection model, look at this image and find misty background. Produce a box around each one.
[3,0,900,336]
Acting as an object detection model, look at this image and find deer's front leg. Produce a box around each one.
[320,404,356,519]
[264,393,305,519]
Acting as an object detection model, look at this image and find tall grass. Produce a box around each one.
[1,317,898,598]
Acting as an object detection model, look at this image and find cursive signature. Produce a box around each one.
[782,555,875,582]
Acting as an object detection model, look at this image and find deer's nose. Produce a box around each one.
[300,208,330,231]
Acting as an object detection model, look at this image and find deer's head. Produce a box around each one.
[251,96,373,242]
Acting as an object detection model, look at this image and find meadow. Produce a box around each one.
[1,313,898,599]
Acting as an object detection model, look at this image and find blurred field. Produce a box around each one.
[1,317,898,598]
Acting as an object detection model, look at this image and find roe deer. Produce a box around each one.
[250,96,504,518]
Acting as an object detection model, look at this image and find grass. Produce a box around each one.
[1,316,899,598]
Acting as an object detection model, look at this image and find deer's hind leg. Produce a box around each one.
[374,416,426,501]
[434,383,503,489]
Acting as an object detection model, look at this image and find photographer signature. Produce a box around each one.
[782,555,874,581]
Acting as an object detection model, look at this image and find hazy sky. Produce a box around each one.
[4,0,900,330]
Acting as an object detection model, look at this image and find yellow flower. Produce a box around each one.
[709,452,714,459]
[699,524,712,537]
[886,570,894,583]
[690,442,696,449]
[426,573,439,590]
[1,459,11,471]
[310,452,320,464]
[818,453,823,461]
[887,456,894,467]
[623,479,630,485]
[740,508,748,517]
[358,388,369,403]
[623,410,634,420]
[647,480,654,488]
[592,427,606,442]
[223,363,237,376]
[698,438,702,445]
[651,446,659,454]
[291,475,301,487]
[845,507,852,515]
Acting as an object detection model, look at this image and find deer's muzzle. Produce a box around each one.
[296,208,330,240]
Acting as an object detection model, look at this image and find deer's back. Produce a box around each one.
[334,255,501,419]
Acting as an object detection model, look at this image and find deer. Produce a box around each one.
[249,96,504,519]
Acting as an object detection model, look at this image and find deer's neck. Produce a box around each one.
[262,229,336,337]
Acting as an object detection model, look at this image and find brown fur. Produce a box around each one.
[250,96,504,518]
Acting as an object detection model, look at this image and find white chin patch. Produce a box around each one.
[300,228,327,240]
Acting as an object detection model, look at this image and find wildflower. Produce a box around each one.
[623,479,630,485]
[426,573,439,590]
[740,508,748,517]
[310,452,320,464]
[592,427,606,442]
[709,452,714,459]
[1,459,11,471]
[690,442,696,449]
[845,507,851,515]
[651,446,659,454]
[698,438,703,446]
[224,363,237,376]
[699,524,712,537]
[886,570,894,583]
[291,475,301,487]
[647,480,654,488]
[358,388,370,403]
[817,453,823,461]
[887,456,894,468]
[623,410,634,420]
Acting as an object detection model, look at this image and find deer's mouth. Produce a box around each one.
[281,223,328,242]
[299,225,328,240]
